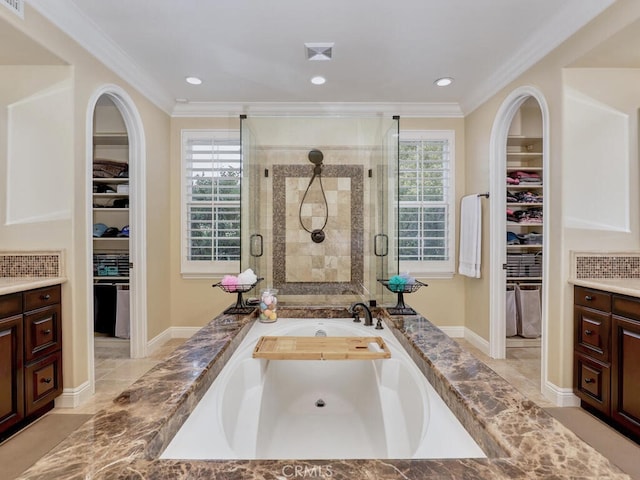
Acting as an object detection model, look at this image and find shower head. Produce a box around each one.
[308,149,324,165]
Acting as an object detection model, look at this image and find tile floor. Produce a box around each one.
[454,339,554,408]
[54,337,187,415]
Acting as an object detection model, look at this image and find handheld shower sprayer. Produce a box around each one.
[308,148,324,179]
[299,149,328,243]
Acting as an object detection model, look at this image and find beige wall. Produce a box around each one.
[169,117,241,327]
[464,0,640,388]
[0,5,171,390]
[400,118,467,327]
[168,116,466,329]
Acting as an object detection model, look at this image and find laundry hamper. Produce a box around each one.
[505,287,518,337]
[515,284,541,338]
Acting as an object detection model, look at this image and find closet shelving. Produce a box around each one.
[506,135,543,281]
[506,130,543,343]
[92,132,130,284]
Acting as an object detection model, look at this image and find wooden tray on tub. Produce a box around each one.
[252,336,391,360]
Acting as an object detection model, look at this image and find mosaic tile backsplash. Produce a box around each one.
[0,252,63,277]
[575,254,640,279]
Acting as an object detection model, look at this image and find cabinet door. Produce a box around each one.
[611,315,640,437]
[0,314,24,434]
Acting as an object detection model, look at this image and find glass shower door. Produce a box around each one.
[374,117,399,305]
[240,117,266,298]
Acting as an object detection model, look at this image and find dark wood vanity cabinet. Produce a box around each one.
[0,285,62,437]
[573,286,612,415]
[611,295,640,437]
[574,286,640,438]
[0,294,24,433]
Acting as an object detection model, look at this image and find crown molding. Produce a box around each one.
[26,0,174,113]
[171,101,464,118]
[461,0,615,114]
[26,0,614,118]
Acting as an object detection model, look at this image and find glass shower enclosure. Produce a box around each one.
[240,116,399,307]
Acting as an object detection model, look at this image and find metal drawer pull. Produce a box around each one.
[42,329,52,335]
[584,378,595,384]
[584,295,593,301]
[40,294,51,300]
[41,378,52,384]
[584,330,593,336]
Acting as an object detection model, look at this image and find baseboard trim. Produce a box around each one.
[543,381,580,407]
[439,326,465,338]
[146,326,200,355]
[55,380,92,409]
[463,327,490,355]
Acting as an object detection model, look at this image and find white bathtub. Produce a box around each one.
[161,318,486,460]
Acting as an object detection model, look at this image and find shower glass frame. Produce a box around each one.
[240,116,399,307]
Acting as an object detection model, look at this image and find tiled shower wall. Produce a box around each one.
[256,146,381,302]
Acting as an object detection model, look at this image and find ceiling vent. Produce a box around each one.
[1,0,23,18]
[305,43,334,61]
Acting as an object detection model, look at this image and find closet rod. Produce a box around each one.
[477,192,490,198]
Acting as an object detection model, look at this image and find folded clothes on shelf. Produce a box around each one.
[507,171,542,185]
[507,190,543,203]
[507,208,543,224]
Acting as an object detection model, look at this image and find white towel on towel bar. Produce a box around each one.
[459,194,482,278]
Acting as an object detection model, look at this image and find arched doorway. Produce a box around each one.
[85,85,147,395]
[489,86,550,398]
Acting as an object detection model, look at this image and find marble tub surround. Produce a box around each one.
[18,309,628,479]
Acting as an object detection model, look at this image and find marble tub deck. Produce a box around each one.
[18,308,628,480]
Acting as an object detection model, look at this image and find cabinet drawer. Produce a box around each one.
[574,286,611,312]
[25,351,62,416]
[612,295,640,322]
[0,293,23,318]
[574,352,610,415]
[23,286,60,312]
[574,306,610,361]
[24,305,61,362]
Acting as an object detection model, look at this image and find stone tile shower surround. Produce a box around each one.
[273,164,364,295]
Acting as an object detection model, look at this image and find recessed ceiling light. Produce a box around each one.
[434,77,454,87]
[185,76,202,85]
[311,76,326,85]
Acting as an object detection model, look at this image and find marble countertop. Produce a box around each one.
[17,308,629,479]
[570,277,640,298]
[0,276,66,295]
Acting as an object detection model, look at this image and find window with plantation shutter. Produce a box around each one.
[398,130,455,276]
[181,130,241,276]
